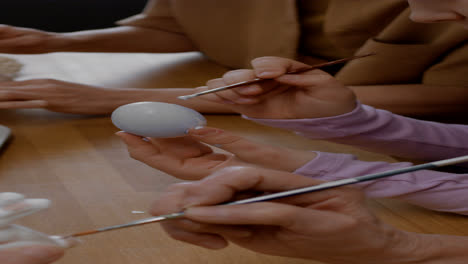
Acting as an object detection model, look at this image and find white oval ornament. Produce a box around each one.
[111,102,206,138]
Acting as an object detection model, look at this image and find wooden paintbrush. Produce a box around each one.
[63,155,468,238]
[177,52,375,100]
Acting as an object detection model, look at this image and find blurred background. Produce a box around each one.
[1,0,148,32]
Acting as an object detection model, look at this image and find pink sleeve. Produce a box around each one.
[244,103,468,162]
[295,151,468,215]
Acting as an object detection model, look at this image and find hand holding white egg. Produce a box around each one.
[111,102,207,138]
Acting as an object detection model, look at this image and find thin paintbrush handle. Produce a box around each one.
[67,155,468,237]
[177,52,375,100]
[66,212,185,237]
[225,155,468,205]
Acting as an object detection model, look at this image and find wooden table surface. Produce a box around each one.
[1,52,467,264]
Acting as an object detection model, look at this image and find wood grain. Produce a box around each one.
[1,52,466,264]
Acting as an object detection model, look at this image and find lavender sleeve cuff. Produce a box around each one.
[244,103,468,161]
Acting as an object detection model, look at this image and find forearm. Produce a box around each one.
[350,84,468,116]
[49,26,197,53]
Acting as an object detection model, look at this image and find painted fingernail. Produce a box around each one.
[200,239,226,249]
[225,229,253,238]
[189,127,220,136]
[257,71,275,78]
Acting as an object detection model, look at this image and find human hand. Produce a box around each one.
[194,56,357,119]
[0,243,64,264]
[151,166,429,264]
[0,193,76,264]
[0,25,66,54]
[116,126,317,180]
[0,79,125,114]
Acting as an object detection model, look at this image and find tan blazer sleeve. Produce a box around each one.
[335,8,468,86]
[117,0,184,34]
[423,39,468,86]
[118,0,299,68]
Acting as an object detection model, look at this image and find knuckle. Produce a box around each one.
[222,69,254,83]
[251,56,281,64]
[165,182,193,196]
[217,166,260,180]
[206,78,225,88]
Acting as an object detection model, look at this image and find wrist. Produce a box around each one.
[340,227,436,264]
[49,32,94,52]
[380,230,434,264]
[375,230,466,264]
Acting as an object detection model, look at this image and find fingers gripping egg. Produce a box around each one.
[111,102,206,138]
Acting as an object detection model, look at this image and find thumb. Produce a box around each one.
[188,126,276,162]
[0,244,64,264]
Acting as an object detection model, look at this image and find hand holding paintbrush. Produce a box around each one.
[63,156,468,263]
[178,53,374,100]
[65,155,468,238]
[177,54,374,120]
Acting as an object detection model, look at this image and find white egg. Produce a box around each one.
[111,102,206,138]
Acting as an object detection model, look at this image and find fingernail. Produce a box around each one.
[257,71,275,78]
[185,126,203,134]
[225,229,253,238]
[182,200,203,209]
[189,127,220,137]
[200,239,226,249]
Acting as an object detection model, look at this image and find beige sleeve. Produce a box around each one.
[423,43,468,86]
[335,7,468,87]
[116,0,184,34]
[118,0,299,68]
[337,38,468,87]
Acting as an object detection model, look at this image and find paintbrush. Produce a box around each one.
[65,154,468,238]
[177,53,376,100]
